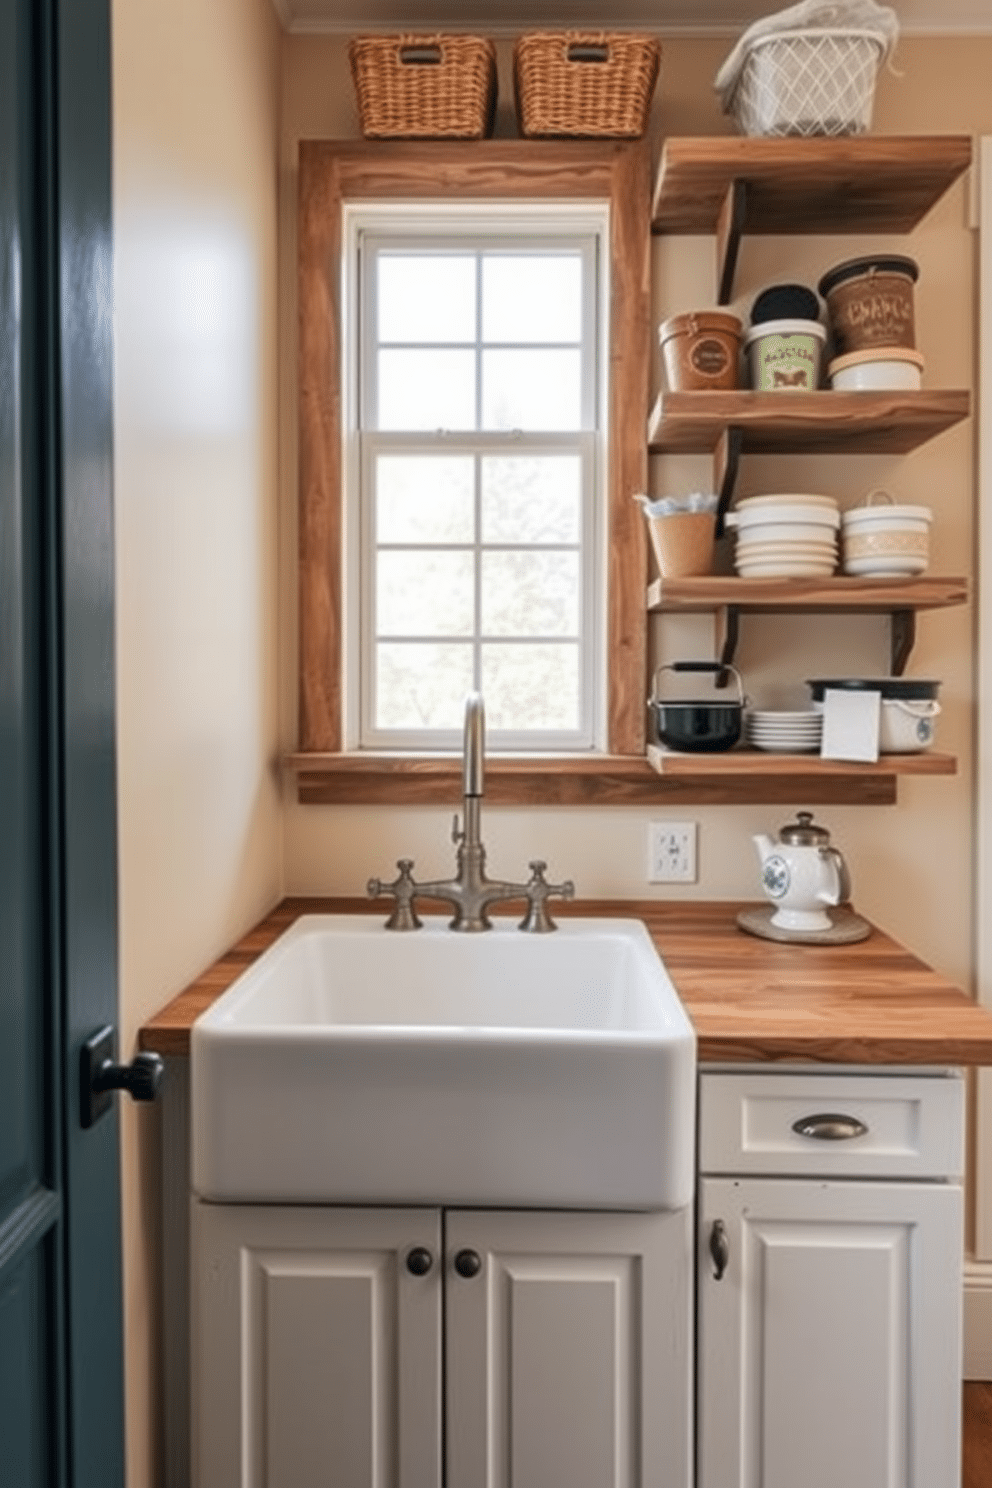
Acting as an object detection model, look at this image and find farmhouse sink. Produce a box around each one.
[190,914,696,1210]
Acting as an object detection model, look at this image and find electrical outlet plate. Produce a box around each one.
[648,821,697,884]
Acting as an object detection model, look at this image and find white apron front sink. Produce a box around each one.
[191,914,696,1210]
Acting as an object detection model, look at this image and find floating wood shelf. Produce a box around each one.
[287,752,914,807]
[646,575,969,614]
[647,390,971,457]
[651,135,972,302]
[647,745,956,779]
[651,135,972,236]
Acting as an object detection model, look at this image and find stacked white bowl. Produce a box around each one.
[745,709,823,753]
[726,494,839,578]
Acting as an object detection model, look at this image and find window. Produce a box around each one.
[346,210,606,751]
[296,142,651,803]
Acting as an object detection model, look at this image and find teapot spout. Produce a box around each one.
[753,833,776,864]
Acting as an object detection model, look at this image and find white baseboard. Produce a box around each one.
[964,1260,992,1378]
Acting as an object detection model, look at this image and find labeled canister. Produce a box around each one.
[658,310,743,391]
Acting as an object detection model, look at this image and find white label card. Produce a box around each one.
[820,688,880,762]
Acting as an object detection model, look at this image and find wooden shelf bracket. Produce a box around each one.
[716,177,747,305]
[891,608,917,675]
[714,425,744,535]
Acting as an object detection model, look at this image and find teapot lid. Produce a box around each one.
[778,810,831,846]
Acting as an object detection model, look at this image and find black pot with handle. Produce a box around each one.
[647,661,745,753]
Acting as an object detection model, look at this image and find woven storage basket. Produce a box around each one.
[513,31,661,138]
[729,28,884,138]
[349,34,498,140]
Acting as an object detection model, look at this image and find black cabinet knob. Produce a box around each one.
[405,1246,434,1276]
[453,1248,482,1279]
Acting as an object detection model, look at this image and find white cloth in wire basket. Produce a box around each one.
[715,0,899,138]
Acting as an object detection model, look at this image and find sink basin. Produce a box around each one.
[191,914,696,1210]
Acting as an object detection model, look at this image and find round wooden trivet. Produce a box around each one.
[736,904,872,945]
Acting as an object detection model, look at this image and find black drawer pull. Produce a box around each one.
[792,1112,869,1141]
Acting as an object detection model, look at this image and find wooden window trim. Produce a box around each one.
[296,140,651,804]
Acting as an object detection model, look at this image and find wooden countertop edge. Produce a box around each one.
[138,896,992,1066]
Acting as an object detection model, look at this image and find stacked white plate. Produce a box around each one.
[746,709,823,753]
[727,494,839,579]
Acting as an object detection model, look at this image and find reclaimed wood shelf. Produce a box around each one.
[651,135,972,236]
[647,745,956,778]
[286,751,914,807]
[646,574,968,614]
[647,389,971,456]
[650,135,972,302]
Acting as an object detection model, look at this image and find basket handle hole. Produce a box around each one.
[399,44,443,65]
[567,43,610,64]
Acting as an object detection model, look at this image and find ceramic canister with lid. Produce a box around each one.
[840,491,931,576]
[744,318,827,391]
[818,254,919,354]
[658,310,743,391]
[828,346,925,392]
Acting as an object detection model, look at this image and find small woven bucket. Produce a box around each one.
[349,34,498,140]
[649,512,716,579]
[514,31,661,139]
[729,29,884,138]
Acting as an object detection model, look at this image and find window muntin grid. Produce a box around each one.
[346,211,607,751]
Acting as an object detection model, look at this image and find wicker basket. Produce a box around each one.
[513,31,661,139]
[729,29,884,138]
[349,34,498,140]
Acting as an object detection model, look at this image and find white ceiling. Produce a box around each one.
[271,0,992,36]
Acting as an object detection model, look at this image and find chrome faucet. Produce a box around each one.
[367,692,575,932]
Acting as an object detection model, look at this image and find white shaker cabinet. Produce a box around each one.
[192,1203,443,1488]
[192,1200,693,1488]
[696,1070,965,1488]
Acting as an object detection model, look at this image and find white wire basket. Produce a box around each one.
[729,28,885,137]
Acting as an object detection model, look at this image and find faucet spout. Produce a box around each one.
[463,690,484,798]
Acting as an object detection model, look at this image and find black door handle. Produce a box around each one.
[81,1025,164,1128]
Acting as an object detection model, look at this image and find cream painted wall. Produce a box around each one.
[112,0,282,1481]
[280,35,992,998]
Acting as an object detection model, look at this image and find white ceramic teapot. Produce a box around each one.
[753,811,852,933]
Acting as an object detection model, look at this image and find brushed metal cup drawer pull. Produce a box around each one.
[792,1112,869,1141]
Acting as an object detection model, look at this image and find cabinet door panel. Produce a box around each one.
[698,1178,962,1488]
[192,1203,441,1488]
[446,1208,692,1488]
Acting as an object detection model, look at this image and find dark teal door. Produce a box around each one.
[0,2,127,1485]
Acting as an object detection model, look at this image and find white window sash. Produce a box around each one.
[340,202,609,754]
[358,430,600,752]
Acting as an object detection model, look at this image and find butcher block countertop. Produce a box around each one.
[138,896,992,1067]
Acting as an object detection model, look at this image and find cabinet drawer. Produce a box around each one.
[699,1071,964,1179]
